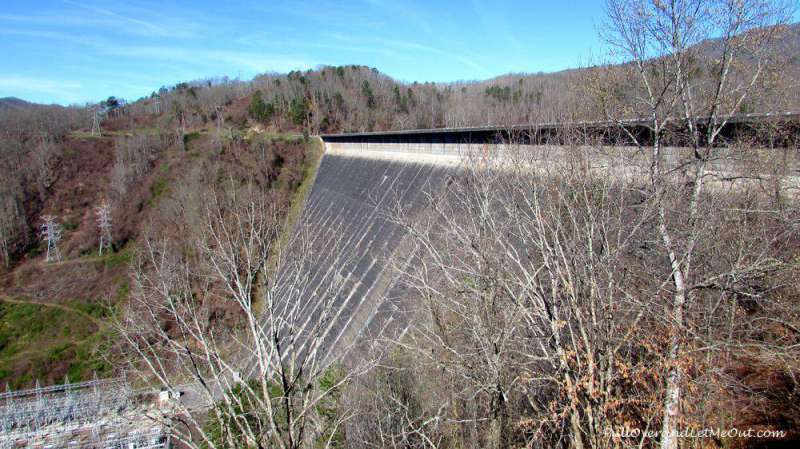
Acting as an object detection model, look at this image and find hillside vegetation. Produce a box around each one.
[0,12,798,449]
[0,92,315,386]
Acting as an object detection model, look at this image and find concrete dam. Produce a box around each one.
[290,135,614,360]
[282,115,800,362]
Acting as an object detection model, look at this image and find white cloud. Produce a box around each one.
[361,0,434,34]
[322,32,487,75]
[0,76,85,104]
[0,2,198,39]
[62,0,197,38]
[383,39,484,71]
[106,45,313,74]
[0,27,104,46]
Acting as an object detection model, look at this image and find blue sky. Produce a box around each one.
[2,0,785,105]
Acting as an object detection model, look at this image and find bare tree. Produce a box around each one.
[344,354,451,449]
[374,107,800,449]
[597,1,795,448]
[384,144,666,449]
[0,215,10,270]
[0,207,14,270]
[33,134,57,194]
[116,184,374,449]
[0,180,25,270]
[111,132,171,197]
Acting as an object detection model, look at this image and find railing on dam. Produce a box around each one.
[321,111,800,147]
[324,141,495,156]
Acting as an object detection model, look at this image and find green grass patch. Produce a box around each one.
[115,281,131,302]
[254,137,323,315]
[26,243,43,258]
[70,129,166,140]
[68,300,110,319]
[150,176,170,202]
[68,131,108,140]
[99,247,132,269]
[246,130,304,145]
[0,299,113,388]
[203,366,345,449]
[68,330,113,380]
[283,136,324,234]
[183,130,202,146]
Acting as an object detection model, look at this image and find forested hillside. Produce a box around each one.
[101,22,800,136]
[0,90,317,386]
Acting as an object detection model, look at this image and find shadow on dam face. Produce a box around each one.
[281,145,455,362]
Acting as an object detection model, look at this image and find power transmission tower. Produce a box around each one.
[40,215,62,262]
[95,200,112,256]
[91,106,101,137]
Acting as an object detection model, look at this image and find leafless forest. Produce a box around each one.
[1,0,799,448]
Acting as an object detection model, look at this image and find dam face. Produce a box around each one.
[285,141,672,360]
[286,137,800,362]
[289,143,455,359]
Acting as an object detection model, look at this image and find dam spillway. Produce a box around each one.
[285,142,456,359]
